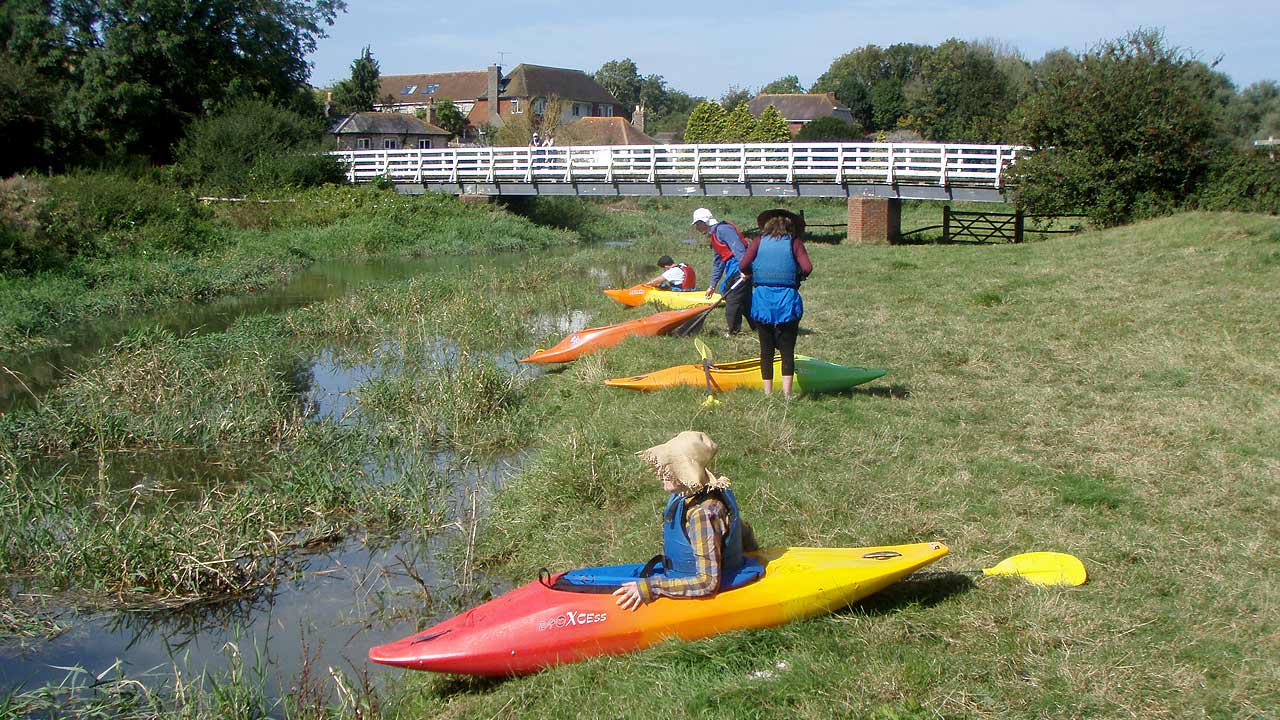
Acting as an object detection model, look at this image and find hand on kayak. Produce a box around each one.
[704,287,714,298]
[612,581,645,611]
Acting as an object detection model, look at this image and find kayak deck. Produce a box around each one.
[369,541,947,676]
[604,285,721,310]
[520,305,709,364]
[605,355,887,394]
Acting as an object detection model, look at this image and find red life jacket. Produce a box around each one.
[674,262,697,289]
[707,221,746,261]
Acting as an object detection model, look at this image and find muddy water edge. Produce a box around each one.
[0,247,651,715]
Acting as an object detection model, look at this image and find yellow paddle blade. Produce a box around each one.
[694,338,712,361]
[982,552,1087,587]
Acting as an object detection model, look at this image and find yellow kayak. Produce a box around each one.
[604,284,721,310]
[606,355,887,395]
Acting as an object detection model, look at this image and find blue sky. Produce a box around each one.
[306,1,1277,96]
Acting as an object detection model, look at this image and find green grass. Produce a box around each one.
[1,201,1277,718]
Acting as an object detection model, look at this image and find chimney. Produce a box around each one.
[325,90,333,117]
[487,64,502,127]
[632,105,646,134]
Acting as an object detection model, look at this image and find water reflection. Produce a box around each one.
[0,455,522,701]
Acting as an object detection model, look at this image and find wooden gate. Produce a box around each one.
[942,206,1024,243]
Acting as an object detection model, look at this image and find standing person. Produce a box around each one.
[692,208,754,335]
[740,209,812,399]
[645,255,698,291]
[612,431,762,611]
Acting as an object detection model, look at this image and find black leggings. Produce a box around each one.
[757,320,800,380]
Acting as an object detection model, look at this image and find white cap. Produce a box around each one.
[691,208,717,225]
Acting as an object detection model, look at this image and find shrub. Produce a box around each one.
[43,173,216,257]
[1007,30,1222,226]
[0,176,57,274]
[794,116,863,142]
[1194,151,1280,214]
[174,99,341,194]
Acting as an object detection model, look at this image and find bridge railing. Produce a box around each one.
[331,142,1023,189]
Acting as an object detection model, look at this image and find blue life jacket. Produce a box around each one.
[750,234,800,288]
[552,489,764,593]
[661,488,763,589]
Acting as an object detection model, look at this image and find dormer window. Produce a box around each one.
[422,84,439,94]
[402,85,418,95]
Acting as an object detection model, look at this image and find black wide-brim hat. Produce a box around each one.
[756,209,805,237]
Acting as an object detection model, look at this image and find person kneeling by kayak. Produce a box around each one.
[644,255,698,291]
[613,431,761,611]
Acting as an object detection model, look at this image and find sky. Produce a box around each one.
[306,0,1278,97]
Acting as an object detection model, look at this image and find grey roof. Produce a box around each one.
[330,112,448,135]
[746,93,853,122]
[378,72,488,104]
[484,64,621,105]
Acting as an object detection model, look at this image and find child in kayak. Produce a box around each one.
[613,431,761,611]
[644,255,698,291]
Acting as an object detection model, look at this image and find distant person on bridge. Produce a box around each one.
[740,209,812,400]
[645,255,698,291]
[692,207,755,336]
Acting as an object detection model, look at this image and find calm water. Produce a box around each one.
[1,250,643,703]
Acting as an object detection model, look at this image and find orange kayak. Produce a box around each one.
[520,305,710,364]
[604,284,721,310]
[605,355,887,395]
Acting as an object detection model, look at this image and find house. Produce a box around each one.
[556,117,657,146]
[330,112,450,151]
[375,64,624,142]
[746,93,856,136]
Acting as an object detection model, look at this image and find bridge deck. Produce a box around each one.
[332,142,1023,202]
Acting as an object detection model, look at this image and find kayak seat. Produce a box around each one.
[549,555,765,594]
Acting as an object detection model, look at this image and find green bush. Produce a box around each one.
[1194,151,1280,214]
[794,116,863,142]
[1007,30,1221,226]
[174,99,342,194]
[0,176,58,274]
[43,173,216,256]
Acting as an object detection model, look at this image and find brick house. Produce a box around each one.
[746,93,857,136]
[375,64,623,143]
[330,112,450,151]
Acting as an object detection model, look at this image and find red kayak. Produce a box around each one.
[520,305,709,364]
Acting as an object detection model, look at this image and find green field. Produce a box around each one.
[1,196,1276,719]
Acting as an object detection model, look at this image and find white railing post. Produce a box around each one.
[485,148,495,183]
[835,144,844,184]
[692,146,701,183]
[995,147,1004,189]
[939,146,948,187]
[648,146,656,183]
[886,143,895,184]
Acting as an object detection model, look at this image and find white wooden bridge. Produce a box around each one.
[331,142,1024,202]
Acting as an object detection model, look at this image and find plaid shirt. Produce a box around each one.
[637,495,731,602]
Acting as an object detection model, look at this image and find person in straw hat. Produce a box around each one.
[613,431,762,611]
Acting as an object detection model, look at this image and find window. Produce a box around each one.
[356,138,370,150]
[572,103,582,117]
[418,139,431,149]
[384,138,399,149]
[533,97,547,115]
[511,98,522,114]
[422,83,439,94]
[402,85,418,95]
[602,105,613,117]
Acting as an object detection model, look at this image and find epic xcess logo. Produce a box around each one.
[538,610,608,632]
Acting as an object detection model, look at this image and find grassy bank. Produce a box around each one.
[0,182,581,353]
[1,200,1276,718]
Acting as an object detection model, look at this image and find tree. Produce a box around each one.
[760,75,804,94]
[594,58,641,117]
[1008,29,1224,226]
[722,103,757,142]
[425,97,467,140]
[69,0,344,163]
[749,105,791,142]
[331,46,380,113]
[683,101,727,143]
[905,39,1014,142]
[719,85,752,112]
[812,43,933,131]
[794,116,862,142]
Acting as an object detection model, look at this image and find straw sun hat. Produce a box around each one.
[637,431,730,494]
